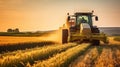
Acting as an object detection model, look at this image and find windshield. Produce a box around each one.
[77,15,89,25]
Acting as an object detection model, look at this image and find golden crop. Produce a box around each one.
[0,36,120,67]
[33,44,90,67]
[0,43,76,67]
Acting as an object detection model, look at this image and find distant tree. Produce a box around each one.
[14,28,19,33]
[7,28,20,33]
[7,29,13,32]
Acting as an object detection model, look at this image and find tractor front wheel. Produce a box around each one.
[62,29,68,44]
[91,27,100,45]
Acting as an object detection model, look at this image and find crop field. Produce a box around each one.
[0,36,120,67]
[0,36,53,45]
[70,45,120,67]
[0,31,60,45]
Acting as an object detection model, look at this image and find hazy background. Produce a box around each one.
[0,0,120,32]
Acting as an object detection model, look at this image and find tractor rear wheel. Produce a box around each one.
[62,29,68,44]
[91,27,100,45]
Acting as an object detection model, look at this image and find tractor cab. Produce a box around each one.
[60,11,108,45]
[67,12,98,30]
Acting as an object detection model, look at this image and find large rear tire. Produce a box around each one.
[91,27,100,33]
[62,29,68,44]
[91,27,100,45]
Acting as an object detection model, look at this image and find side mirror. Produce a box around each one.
[95,16,98,21]
[67,16,70,21]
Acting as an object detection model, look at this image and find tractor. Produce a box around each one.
[60,11,108,45]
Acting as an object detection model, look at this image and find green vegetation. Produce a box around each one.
[0,43,76,67]
[33,44,90,67]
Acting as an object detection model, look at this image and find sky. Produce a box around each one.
[0,0,120,32]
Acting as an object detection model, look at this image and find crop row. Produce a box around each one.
[33,43,90,67]
[70,47,99,67]
[95,48,114,67]
[0,41,55,53]
[0,43,76,67]
[70,46,120,67]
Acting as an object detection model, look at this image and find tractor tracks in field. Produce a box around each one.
[69,45,120,67]
[69,46,101,67]
[113,48,120,66]
[94,45,120,67]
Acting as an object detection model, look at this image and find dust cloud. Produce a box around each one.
[38,30,62,43]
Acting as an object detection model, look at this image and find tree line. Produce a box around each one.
[7,28,20,33]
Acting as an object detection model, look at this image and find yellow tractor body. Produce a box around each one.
[60,11,108,45]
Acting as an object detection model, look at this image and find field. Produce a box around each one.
[70,45,120,67]
[0,35,120,67]
[0,31,56,44]
[0,36,43,44]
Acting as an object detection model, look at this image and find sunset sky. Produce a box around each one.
[0,0,120,32]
